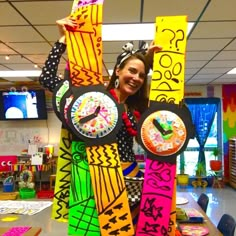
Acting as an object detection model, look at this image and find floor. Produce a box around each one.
[0,185,236,236]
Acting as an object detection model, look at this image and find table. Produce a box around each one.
[177,192,222,235]
[0,227,41,236]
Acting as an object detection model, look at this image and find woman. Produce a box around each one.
[39,16,162,227]
[40,17,161,166]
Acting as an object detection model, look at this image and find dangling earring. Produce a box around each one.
[115,78,120,88]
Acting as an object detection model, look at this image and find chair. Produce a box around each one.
[217,214,236,236]
[197,193,209,213]
[49,174,56,190]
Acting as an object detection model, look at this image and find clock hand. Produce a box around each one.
[79,113,96,124]
[153,119,166,135]
[79,105,101,124]
[94,105,101,116]
[164,129,173,135]
[153,119,173,136]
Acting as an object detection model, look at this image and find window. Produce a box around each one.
[177,98,222,176]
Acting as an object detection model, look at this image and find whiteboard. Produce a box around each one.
[0,113,61,155]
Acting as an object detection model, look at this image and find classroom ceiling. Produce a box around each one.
[0,0,236,91]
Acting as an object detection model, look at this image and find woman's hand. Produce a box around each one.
[148,40,162,51]
[56,17,77,43]
[145,41,162,68]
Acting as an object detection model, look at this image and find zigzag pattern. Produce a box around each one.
[52,128,72,220]
[87,144,120,168]
[70,64,102,86]
[86,148,126,204]
[86,144,133,235]
[65,2,134,235]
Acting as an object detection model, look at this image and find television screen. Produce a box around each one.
[0,90,47,120]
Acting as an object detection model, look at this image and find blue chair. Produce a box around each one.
[197,193,209,213]
[217,214,236,236]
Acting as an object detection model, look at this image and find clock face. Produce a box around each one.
[140,110,187,157]
[69,91,119,138]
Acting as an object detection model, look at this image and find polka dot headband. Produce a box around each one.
[116,41,148,67]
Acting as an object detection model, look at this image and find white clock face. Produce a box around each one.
[69,91,119,138]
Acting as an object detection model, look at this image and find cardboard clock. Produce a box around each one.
[136,16,195,235]
[138,101,194,163]
[67,85,123,146]
[50,66,75,222]
[62,1,135,235]
[50,0,97,232]
[50,3,76,223]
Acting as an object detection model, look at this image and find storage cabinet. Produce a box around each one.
[229,137,236,189]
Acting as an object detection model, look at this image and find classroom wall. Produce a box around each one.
[0,111,61,156]
[0,84,223,157]
[185,84,222,98]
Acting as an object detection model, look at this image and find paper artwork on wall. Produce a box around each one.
[31,152,43,165]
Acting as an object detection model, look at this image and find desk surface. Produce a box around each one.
[0,227,41,236]
[177,192,222,236]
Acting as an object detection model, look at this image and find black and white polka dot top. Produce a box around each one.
[39,41,66,92]
[117,111,137,162]
[39,41,137,162]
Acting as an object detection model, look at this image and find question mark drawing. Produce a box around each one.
[175,29,185,51]
[162,29,175,49]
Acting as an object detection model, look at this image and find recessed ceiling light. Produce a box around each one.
[102,22,194,41]
[227,68,236,74]
[0,22,194,77]
[0,70,41,77]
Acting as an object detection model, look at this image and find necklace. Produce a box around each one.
[109,89,140,136]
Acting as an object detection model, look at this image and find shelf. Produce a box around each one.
[229,138,236,189]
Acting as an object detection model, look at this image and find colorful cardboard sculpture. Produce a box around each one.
[51,1,194,235]
[64,1,134,235]
[136,16,194,235]
[51,128,72,221]
[52,1,133,235]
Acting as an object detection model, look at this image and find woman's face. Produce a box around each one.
[115,58,146,99]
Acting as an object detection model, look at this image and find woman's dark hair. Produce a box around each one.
[106,52,150,114]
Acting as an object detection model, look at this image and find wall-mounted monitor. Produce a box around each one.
[0,90,47,120]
